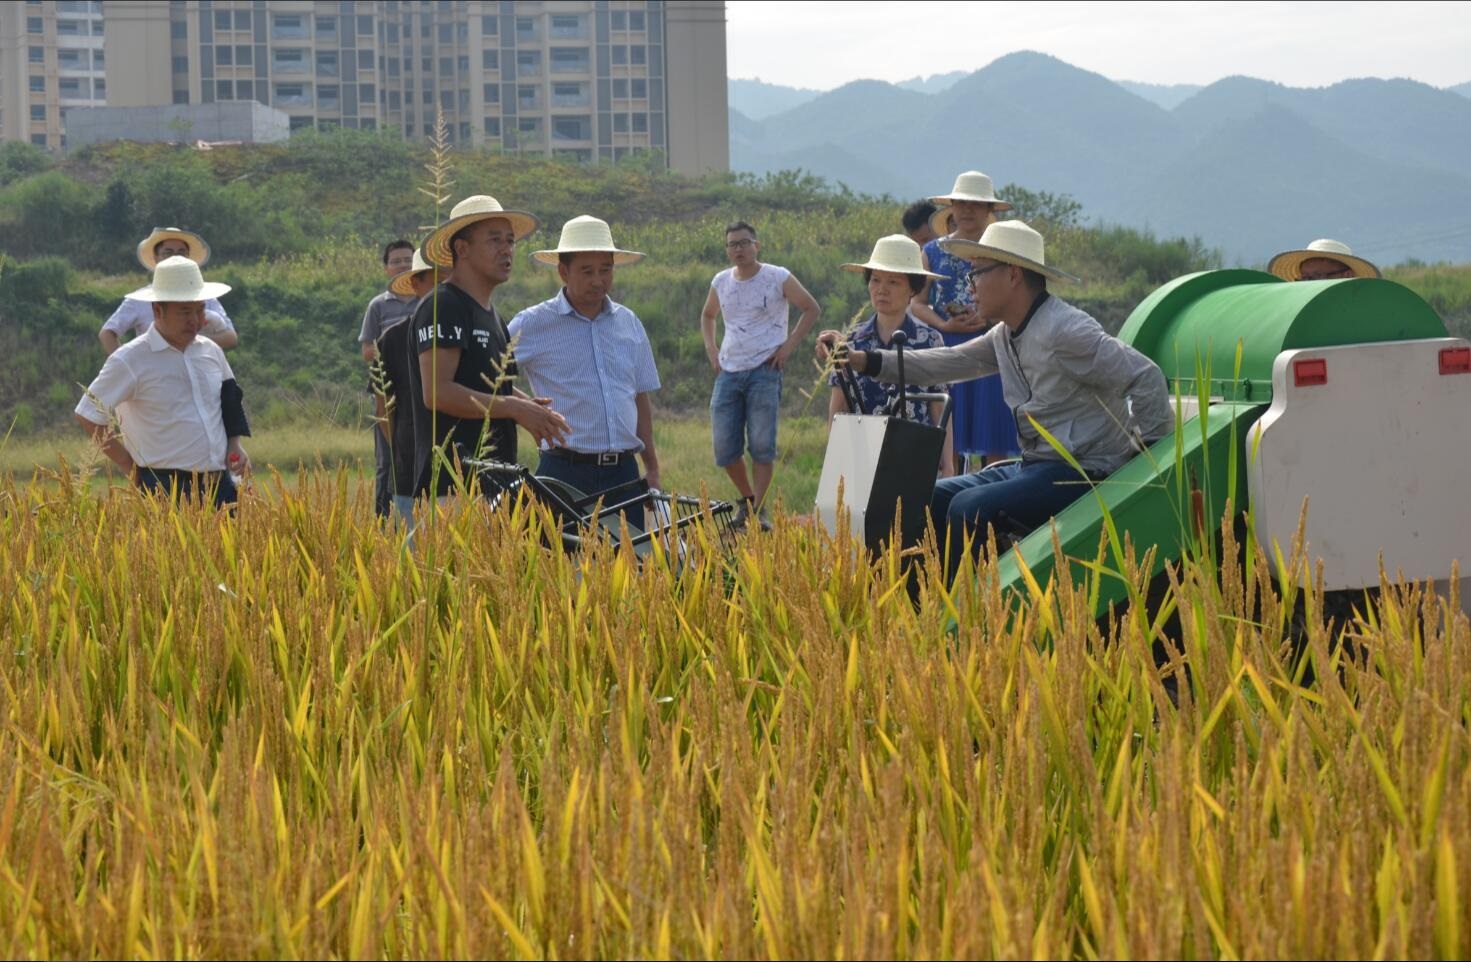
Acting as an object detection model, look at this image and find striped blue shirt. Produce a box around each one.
[508,290,661,453]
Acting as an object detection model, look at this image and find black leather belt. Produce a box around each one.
[542,448,636,466]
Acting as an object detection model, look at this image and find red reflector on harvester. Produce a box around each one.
[1293,358,1328,386]
[1440,346,1471,375]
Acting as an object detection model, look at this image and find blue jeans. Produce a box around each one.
[711,365,782,467]
[931,459,1100,575]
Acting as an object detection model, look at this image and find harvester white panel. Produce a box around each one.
[1247,338,1471,590]
[815,414,891,542]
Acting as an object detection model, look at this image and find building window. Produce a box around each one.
[272,14,306,39]
[357,15,372,35]
[386,23,398,42]
[92,49,105,68]
[552,116,589,141]
[613,78,628,98]
[388,90,401,108]
[439,90,453,109]
[482,83,499,103]
[217,80,233,99]
[235,45,252,65]
[484,117,500,136]
[27,17,43,33]
[217,45,233,65]
[422,90,433,104]
[482,50,498,70]
[29,76,45,93]
[214,10,231,30]
[632,113,648,133]
[552,82,587,107]
[319,85,340,108]
[94,77,106,97]
[316,51,339,77]
[515,16,537,42]
[612,46,627,66]
[234,80,251,101]
[358,50,373,70]
[517,50,541,74]
[361,82,375,102]
[31,105,46,121]
[91,20,104,36]
[630,45,646,66]
[274,49,308,73]
[174,89,189,104]
[58,20,85,37]
[613,113,628,133]
[438,24,452,44]
[481,15,498,35]
[611,11,626,30]
[274,84,311,106]
[362,118,376,130]
[316,16,337,39]
[172,56,189,74]
[550,14,584,39]
[631,78,647,99]
[550,47,589,73]
[517,117,541,140]
[27,45,42,64]
[629,10,646,31]
[234,11,252,30]
[32,134,48,146]
[517,85,538,109]
[171,21,188,39]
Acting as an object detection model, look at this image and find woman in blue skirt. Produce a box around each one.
[910,171,1021,471]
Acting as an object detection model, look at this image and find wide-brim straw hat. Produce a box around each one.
[389,247,436,297]
[126,255,232,302]
[532,215,645,266]
[928,205,956,238]
[1267,238,1381,281]
[929,170,1013,211]
[841,234,943,278]
[422,195,540,268]
[939,220,1081,283]
[136,227,211,270]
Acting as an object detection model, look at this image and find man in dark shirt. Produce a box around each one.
[375,248,435,522]
[410,195,569,499]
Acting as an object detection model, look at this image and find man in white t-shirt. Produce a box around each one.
[98,227,237,355]
[699,221,820,530]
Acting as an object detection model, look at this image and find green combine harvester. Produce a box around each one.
[995,269,1471,618]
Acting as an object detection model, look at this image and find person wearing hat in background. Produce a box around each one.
[699,221,822,531]
[902,200,940,247]
[373,247,436,524]
[1268,239,1381,282]
[510,215,663,500]
[410,195,570,501]
[913,172,1021,473]
[99,227,238,355]
[834,221,1173,579]
[76,256,252,508]
[823,235,954,476]
[358,239,418,518]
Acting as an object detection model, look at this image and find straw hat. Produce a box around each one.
[126,256,232,302]
[389,248,436,297]
[939,220,1080,283]
[841,235,943,278]
[927,205,956,239]
[422,195,540,268]
[1267,239,1381,281]
[136,227,211,270]
[532,215,645,266]
[929,171,1012,211]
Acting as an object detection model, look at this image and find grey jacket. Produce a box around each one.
[871,294,1172,475]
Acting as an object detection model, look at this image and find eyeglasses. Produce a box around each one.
[1299,265,1353,280]
[725,238,754,249]
[966,263,1008,285]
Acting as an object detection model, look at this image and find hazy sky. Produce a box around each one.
[726,1,1471,91]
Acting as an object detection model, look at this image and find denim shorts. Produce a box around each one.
[710,365,782,466]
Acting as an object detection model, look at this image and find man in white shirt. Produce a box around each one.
[77,257,252,508]
[699,221,821,530]
[98,227,237,355]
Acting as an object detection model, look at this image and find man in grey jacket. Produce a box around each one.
[829,220,1173,573]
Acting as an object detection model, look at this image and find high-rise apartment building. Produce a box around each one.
[0,1,728,175]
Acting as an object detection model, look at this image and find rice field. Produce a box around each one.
[1,442,1468,959]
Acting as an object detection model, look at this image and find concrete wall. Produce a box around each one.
[63,102,291,149]
[100,0,172,108]
[664,0,729,175]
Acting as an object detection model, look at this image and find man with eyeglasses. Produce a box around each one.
[1268,239,1381,282]
[699,220,821,530]
[828,220,1172,581]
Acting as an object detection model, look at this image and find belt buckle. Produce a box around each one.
[597,451,618,466]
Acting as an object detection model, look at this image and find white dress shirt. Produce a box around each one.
[76,325,235,472]
[101,296,233,340]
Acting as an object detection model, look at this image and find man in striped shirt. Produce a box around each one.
[509,216,661,497]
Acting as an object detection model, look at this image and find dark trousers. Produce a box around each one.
[931,459,1100,577]
[135,467,238,508]
[535,452,643,527]
[372,427,392,518]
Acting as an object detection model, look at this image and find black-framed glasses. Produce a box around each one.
[966,263,1007,285]
[725,238,755,249]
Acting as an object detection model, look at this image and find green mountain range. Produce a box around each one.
[730,53,1471,265]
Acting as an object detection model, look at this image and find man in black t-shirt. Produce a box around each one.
[374,248,437,520]
[410,195,569,498]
